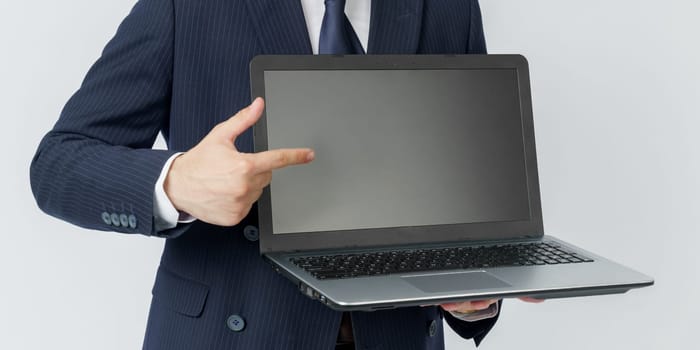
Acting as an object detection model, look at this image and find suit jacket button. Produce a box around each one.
[428,319,437,337]
[110,213,121,227]
[119,214,129,227]
[243,225,259,241]
[227,315,246,332]
[128,215,138,229]
[101,212,112,225]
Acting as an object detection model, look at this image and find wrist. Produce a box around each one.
[164,153,187,212]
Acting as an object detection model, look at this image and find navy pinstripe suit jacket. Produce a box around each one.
[31,0,501,348]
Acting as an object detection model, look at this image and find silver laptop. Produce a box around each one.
[249,54,653,311]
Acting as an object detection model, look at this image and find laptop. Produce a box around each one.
[249,54,653,311]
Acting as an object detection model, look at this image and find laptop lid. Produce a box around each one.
[250,54,543,254]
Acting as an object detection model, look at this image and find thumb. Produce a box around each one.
[210,97,265,145]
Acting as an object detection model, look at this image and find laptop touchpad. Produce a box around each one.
[402,272,511,293]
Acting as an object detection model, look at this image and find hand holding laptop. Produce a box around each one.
[164,98,315,227]
[439,297,543,314]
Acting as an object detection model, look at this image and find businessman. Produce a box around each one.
[31,0,538,349]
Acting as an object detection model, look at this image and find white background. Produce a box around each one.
[1,1,698,349]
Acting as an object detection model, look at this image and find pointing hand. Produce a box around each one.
[164,98,314,226]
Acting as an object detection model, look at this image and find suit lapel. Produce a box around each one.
[368,0,424,54]
[244,0,312,54]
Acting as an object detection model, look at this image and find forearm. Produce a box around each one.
[31,134,177,236]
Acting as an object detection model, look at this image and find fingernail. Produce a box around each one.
[306,151,315,162]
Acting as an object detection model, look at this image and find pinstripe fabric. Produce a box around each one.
[30,0,495,348]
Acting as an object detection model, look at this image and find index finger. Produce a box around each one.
[251,148,315,172]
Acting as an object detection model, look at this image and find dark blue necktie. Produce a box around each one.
[319,0,365,54]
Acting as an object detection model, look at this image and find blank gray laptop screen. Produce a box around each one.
[263,69,530,234]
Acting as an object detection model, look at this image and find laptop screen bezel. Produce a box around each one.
[249,54,544,254]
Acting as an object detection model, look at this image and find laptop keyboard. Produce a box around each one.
[290,242,594,280]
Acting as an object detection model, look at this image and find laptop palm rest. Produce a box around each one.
[402,272,511,293]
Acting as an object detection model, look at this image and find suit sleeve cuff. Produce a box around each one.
[448,301,499,322]
[443,299,502,347]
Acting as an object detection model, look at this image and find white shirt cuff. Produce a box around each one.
[153,152,196,232]
[448,301,499,322]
